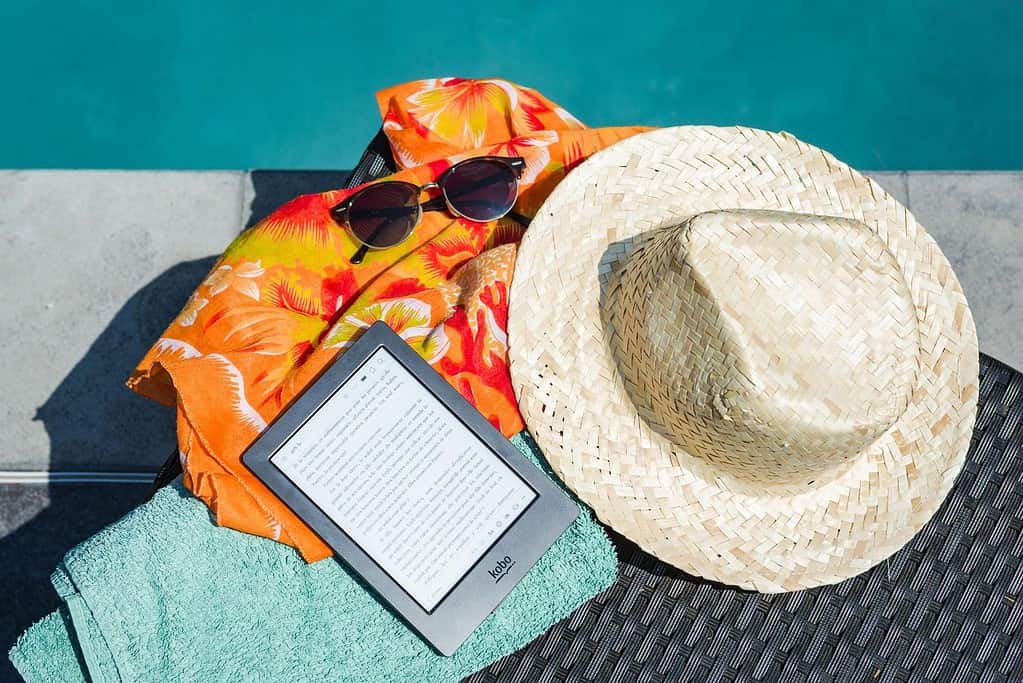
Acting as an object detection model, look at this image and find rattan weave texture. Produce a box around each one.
[467,354,1023,682]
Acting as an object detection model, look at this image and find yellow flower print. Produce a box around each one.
[420,327,452,364]
[484,131,558,185]
[406,78,519,149]
[324,298,438,351]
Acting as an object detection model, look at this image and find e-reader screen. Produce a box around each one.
[269,347,538,612]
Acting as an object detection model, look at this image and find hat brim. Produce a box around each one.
[507,126,979,592]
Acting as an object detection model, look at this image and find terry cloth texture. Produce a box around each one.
[10,433,617,683]
[125,77,648,562]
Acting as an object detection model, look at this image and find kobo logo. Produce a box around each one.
[488,556,516,583]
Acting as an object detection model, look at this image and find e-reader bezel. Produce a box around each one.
[242,320,579,656]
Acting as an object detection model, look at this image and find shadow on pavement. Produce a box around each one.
[0,257,214,681]
[1,171,350,680]
[246,170,350,228]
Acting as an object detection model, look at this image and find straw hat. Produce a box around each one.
[507,126,979,592]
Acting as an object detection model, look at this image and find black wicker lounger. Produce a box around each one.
[467,354,1023,682]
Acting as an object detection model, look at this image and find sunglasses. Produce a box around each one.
[330,156,527,264]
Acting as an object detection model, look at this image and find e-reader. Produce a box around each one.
[242,320,579,655]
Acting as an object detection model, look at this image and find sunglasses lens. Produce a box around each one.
[443,159,518,222]
[347,183,420,248]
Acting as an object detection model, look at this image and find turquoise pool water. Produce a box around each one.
[2,1,1021,170]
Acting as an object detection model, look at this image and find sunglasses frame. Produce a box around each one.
[330,156,527,264]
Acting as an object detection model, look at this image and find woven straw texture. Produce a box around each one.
[508,126,979,592]
[466,354,1023,682]
[605,209,920,486]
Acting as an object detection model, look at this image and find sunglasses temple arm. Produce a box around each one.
[350,243,370,265]
[508,210,531,227]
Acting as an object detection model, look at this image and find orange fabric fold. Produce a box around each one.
[128,76,649,561]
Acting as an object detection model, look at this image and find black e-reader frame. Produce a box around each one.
[242,320,579,655]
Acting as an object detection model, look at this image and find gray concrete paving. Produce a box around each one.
[243,170,351,227]
[903,173,1023,371]
[0,171,245,473]
[0,170,1019,475]
[868,171,910,206]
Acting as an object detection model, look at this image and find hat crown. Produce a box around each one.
[605,209,921,485]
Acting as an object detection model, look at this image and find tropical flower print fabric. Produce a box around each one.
[128,77,649,562]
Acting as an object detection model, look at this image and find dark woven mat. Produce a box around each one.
[466,354,1023,683]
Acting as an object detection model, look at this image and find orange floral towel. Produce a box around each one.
[128,77,649,562]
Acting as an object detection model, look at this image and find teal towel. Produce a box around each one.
[9,433,617,682]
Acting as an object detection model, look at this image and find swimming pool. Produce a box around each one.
[2,0,1020,170]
